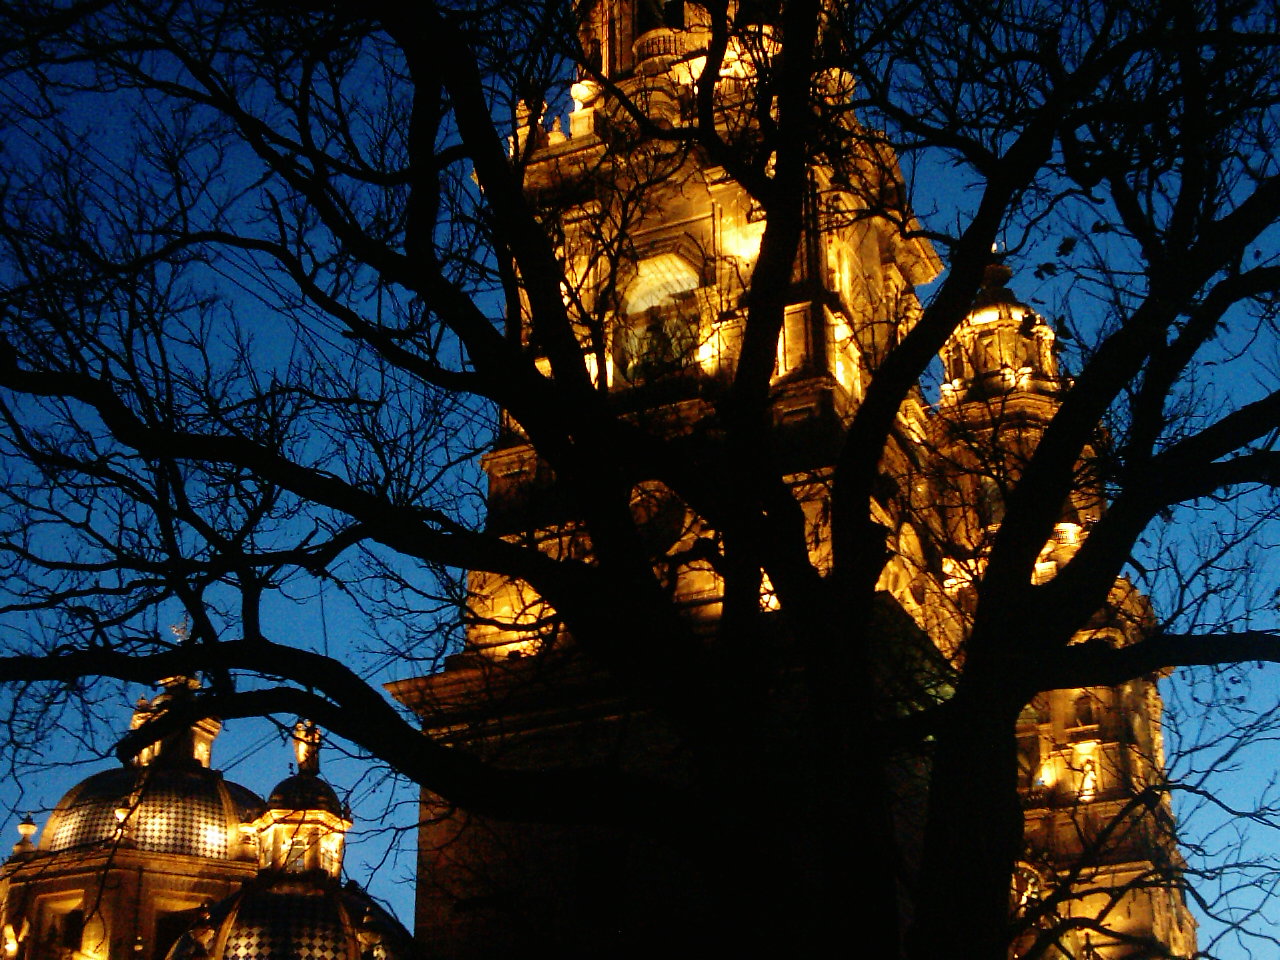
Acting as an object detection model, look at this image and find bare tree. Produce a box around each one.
[0,0,1279,957]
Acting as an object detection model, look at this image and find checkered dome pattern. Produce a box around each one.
[223,891,352,960]
[44,768,135,852]
[165,880,417,960]
[45,766,253,859]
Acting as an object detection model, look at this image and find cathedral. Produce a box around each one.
[386,1,1200,958]
[2,1,1200,958]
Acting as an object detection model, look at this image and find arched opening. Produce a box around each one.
[617,254,702,384]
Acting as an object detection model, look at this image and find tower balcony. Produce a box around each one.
[634,27,684,63]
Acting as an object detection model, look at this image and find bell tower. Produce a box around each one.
[464,0,942,658]
[392,1,941,951]
[934,268,1198,958]
[576,0,699,82]
[389,4,1195,958]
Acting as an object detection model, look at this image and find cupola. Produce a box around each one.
[129,675,221,768]
[164,875,417,960]
[251,722,351,877]
[940,263,1060,405]
[163,723,417,960]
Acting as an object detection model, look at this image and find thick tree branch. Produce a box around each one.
[0,643,695,830]
[1036,630,1280,690]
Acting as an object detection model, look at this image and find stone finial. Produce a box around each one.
[11,814,36,856]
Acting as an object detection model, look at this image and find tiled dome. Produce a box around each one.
[165,875,416,960]
[42,764,264,860]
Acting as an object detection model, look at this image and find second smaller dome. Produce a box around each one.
[267,773,343,818]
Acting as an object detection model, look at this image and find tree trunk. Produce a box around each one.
[906,682,1024,959]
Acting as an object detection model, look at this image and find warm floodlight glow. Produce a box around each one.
[624,254,699,314]
[695,324,727,375]
[721,221,765,263]
[830,317,858,394]
[759,572,780,612]
[80,915,107,960]
[1032,560,1057,584]
[1054,522,1082,547]
[1035,761,1055,789]
[570,80,599,110]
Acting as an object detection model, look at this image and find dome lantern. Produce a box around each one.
[36,678,264,861]
[293,719,321,775]
[129,675,221,769]
[940,261,1060,405]
[252,721,350,876]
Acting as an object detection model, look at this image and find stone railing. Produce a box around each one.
[633,28,689,63]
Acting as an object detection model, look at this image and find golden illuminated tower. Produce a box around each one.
[389,3,1195,958]
[935,265,1197,958]
[455,0,940,658]
[388,1,941,954]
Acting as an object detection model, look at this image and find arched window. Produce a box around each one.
[1074,693,1097,728]
[622,253,699,314]
[618,254,701,383]
[977,475,1004,527]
